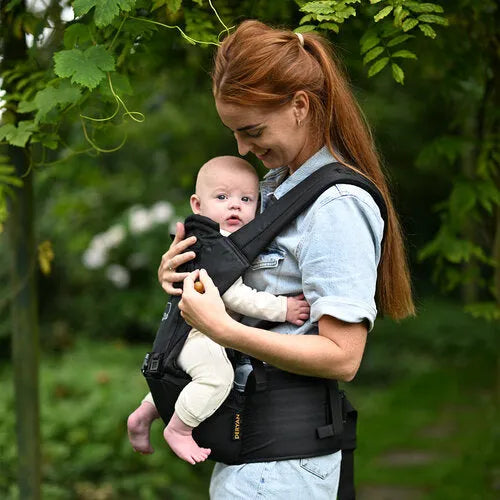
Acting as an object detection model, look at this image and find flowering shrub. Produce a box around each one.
[82,201,181,290]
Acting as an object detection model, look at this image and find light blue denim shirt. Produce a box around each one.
[210,146,385,499]
[243,145,384,333]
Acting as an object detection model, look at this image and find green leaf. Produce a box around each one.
[405,2,444,14]
[294,25,316,33]
[464,302,500,321]
[73,0,136,28]
[299,14,315,24]
[367,56,389,77]
[419,23,437,38]
[33,81,82,123]
[417,14,448,26]
[394,6,409,26]
[318,22,339,33]
[386,34,413,47]
[374,5,393,22]
[449,182,476,223]
[476,181,500,214]
[18,100,38,113]
[63,23,91,49]
[392,49,417,60]
[363,46,384,65]
[369,0,384,4]
[165,0,182,12]
[301,1,336,15]
[391,62,404,84]
[54,46,115,90]
[0,121,37,147]
[402,18,419,32]
[360,34,380,54]
[0,165,22,187]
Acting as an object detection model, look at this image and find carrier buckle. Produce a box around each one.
[141,353,150,375]
[144,352,164,377]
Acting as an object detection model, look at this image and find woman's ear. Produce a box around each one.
[292,91,310,124]
[190,194,202,214]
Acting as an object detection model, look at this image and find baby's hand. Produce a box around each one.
[286,294,310,326]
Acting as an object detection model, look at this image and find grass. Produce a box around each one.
[0,297,498,499]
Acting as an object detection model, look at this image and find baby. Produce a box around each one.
[127,156,310,464]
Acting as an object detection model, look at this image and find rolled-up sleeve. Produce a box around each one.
[296,189,383,331]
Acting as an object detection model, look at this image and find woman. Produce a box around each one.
[157,20,414,498]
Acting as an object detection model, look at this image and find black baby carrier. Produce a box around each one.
[142,162,387,499]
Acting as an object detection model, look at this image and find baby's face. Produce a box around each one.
[193,165,259,233]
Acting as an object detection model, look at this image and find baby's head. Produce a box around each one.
[190,156,259,233]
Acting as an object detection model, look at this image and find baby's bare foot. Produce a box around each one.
[127,402,158,454]
[164,412,211,465]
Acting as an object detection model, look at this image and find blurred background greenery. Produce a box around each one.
[1,0,498,499]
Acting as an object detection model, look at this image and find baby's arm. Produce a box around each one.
[222,278,310,326]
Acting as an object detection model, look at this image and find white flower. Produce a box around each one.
[129,206,153,234]
[151,201,174,224]
[82,247,107,269]
[103,224,126,247]
[91,233,110,253]
[105,264,130,288]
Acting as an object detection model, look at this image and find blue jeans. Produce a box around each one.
[209,451,341,499]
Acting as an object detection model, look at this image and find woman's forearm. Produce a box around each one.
[212,315,367,381]
[180,270,367,382]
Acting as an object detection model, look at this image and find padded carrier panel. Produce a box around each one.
[143,162,384,473]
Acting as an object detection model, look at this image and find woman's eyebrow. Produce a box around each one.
[236,123,262,132]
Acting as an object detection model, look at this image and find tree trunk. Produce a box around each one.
[2,0,42,498]
[6,151,41,500]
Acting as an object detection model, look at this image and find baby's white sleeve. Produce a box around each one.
[141,392,156,407]
[222,277,287,322]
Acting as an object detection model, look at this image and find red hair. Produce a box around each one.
[213,20,415,319]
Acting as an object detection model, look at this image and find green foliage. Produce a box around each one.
[0,158,23,232]
[0,340,213,498]
[0,120,36,147]
[54,46,116,90]
[73,0,137,28]
[19,80,82,124]
[297,0,447,83]
[0,299,496,497]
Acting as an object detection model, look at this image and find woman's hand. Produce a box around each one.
[158,222,197,295]
[179,269,234,345]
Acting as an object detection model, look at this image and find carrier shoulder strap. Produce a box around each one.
[229,162,387,263]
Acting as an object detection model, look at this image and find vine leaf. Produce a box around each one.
[0,121,37,147]
[54,46,115,90]
[63,22,92,49]
[73,0,136,28]
[20,81,82,123]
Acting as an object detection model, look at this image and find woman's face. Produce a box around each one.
[215,95,319,173]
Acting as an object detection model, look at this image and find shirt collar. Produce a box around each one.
[260,146,339,211]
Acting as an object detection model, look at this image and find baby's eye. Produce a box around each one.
[216,194,227,200]
[241,196,252,202]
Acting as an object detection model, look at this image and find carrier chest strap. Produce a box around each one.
[230,162,387,263]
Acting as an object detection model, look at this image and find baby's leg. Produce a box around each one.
[164,330,234,464]
[127,395,159,454]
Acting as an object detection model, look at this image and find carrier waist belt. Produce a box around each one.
[144,360,356,465]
